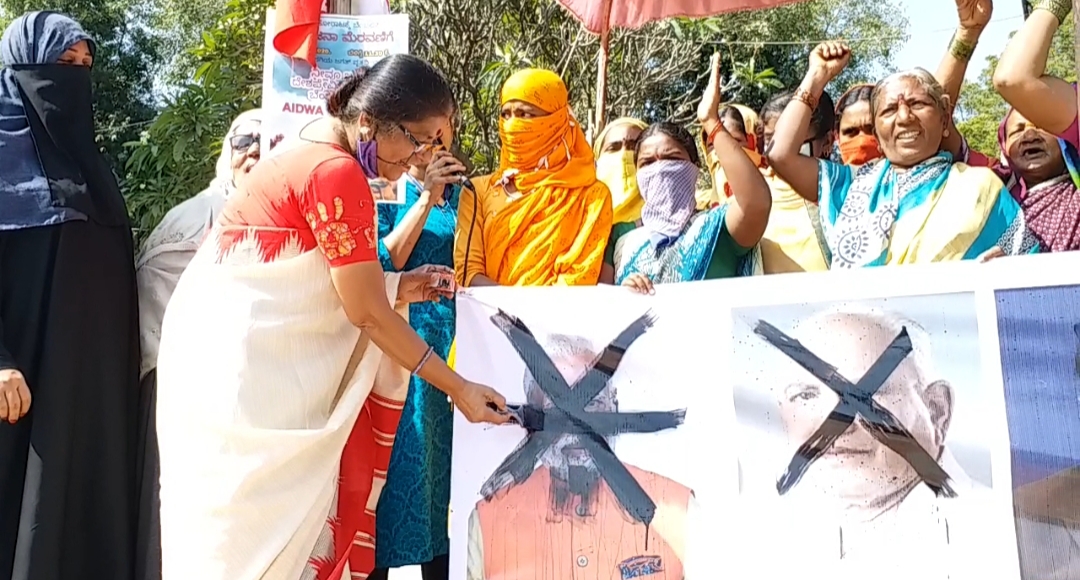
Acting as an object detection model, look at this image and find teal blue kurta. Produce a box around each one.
[374,178,459,568]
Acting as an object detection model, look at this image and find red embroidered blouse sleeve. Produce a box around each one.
[300,156,379,267]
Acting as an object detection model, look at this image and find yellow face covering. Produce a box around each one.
[595,150,643,223]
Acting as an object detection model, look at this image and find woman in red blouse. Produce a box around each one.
[155,55,507,580]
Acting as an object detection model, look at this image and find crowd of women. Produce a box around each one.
[0,0,1077,578]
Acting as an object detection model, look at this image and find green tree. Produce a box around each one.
[395,0,908,174]
[0,0,161,169]
[113,0,908,234]
[148,0,231,86]
[122,0,272,240]
[957,17,1075,157]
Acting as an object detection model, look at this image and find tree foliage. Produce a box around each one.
[122,0,273,239]
[957,18,1075,158]
[15,0,905,236]
[396,0,907,174]
[148,0,231,87]
[0,0,160,169]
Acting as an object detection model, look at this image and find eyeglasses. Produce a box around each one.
[229,133,261,151]
[399,124,444,154]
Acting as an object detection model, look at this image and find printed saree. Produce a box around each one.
[155,234,410,580]
[993,115,1080,252]
[613,205,762,285]
[817,153,1040,268]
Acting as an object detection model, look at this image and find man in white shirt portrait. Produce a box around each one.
[737,306,1000,580]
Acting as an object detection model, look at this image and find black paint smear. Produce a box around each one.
[753,319,956,498]
[480,309,685,529]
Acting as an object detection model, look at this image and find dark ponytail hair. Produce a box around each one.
[326,54,455,126]
[760,88,836,141]
[718,105,748,139]
[835,84,874,121]
[636,121,701,167]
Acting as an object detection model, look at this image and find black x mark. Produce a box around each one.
[479,310,685,527]
[753,319,956,498]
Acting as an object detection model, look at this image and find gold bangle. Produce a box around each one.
[1031,0,1071,25]
[792,87,819,112]
[948,32,976,62]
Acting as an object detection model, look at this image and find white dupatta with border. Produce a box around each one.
[156,236,409,580]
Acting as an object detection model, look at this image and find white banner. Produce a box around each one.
[450,252,1080,580]
[260,10,409,155]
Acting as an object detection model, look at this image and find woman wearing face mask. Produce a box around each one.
[594,117,648,223]
[155,55,509,580]
[766,41,1039,268]
[598,121,770,293]
[835,84,882,166]
[0,11,142,580]
[692,54,831,275]
[694,54,765,210]
[991,0,1080,252]
[702,106,767,205]
[454,68,612,287]
[369,115,463,580]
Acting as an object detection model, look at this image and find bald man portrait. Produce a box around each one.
[466,333,701,580]
[732,304,1002,580]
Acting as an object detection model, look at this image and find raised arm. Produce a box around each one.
[381,151,466,270]
[936,0,993,157]
[994,1,1077,135]
[766,42,851,203]
[712,128,771,247]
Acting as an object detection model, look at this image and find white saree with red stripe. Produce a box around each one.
[156,232,408,580]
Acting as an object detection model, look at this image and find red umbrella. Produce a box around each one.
[552,0,809,128]
[557,0,808,33]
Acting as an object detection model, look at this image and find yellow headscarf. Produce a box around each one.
[592,117,648,157]
[697,102,766,209]
[730,104,760,143]
[482,69,613,286]
[593,117,648,223]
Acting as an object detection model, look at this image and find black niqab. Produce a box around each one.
[2,11,128,227]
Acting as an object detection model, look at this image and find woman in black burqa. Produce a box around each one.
[0,11,144,580]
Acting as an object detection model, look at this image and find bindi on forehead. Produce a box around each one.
[879,81,934,107]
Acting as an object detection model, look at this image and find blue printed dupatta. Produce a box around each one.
[816,152,1040,268]
[614,204,762,285]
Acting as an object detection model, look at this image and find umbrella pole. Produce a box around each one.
[594,26,610,135]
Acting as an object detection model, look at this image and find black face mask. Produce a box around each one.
[10,63,128,227]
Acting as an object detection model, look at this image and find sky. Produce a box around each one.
[892,0,1026,81]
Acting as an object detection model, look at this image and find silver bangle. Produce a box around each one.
[412,346,435,376]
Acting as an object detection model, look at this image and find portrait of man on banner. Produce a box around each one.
[465,310,699,580]
[731,297,1008,580]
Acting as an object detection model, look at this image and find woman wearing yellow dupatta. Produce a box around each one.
[594,117,648,223]
[453,68,613,287]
